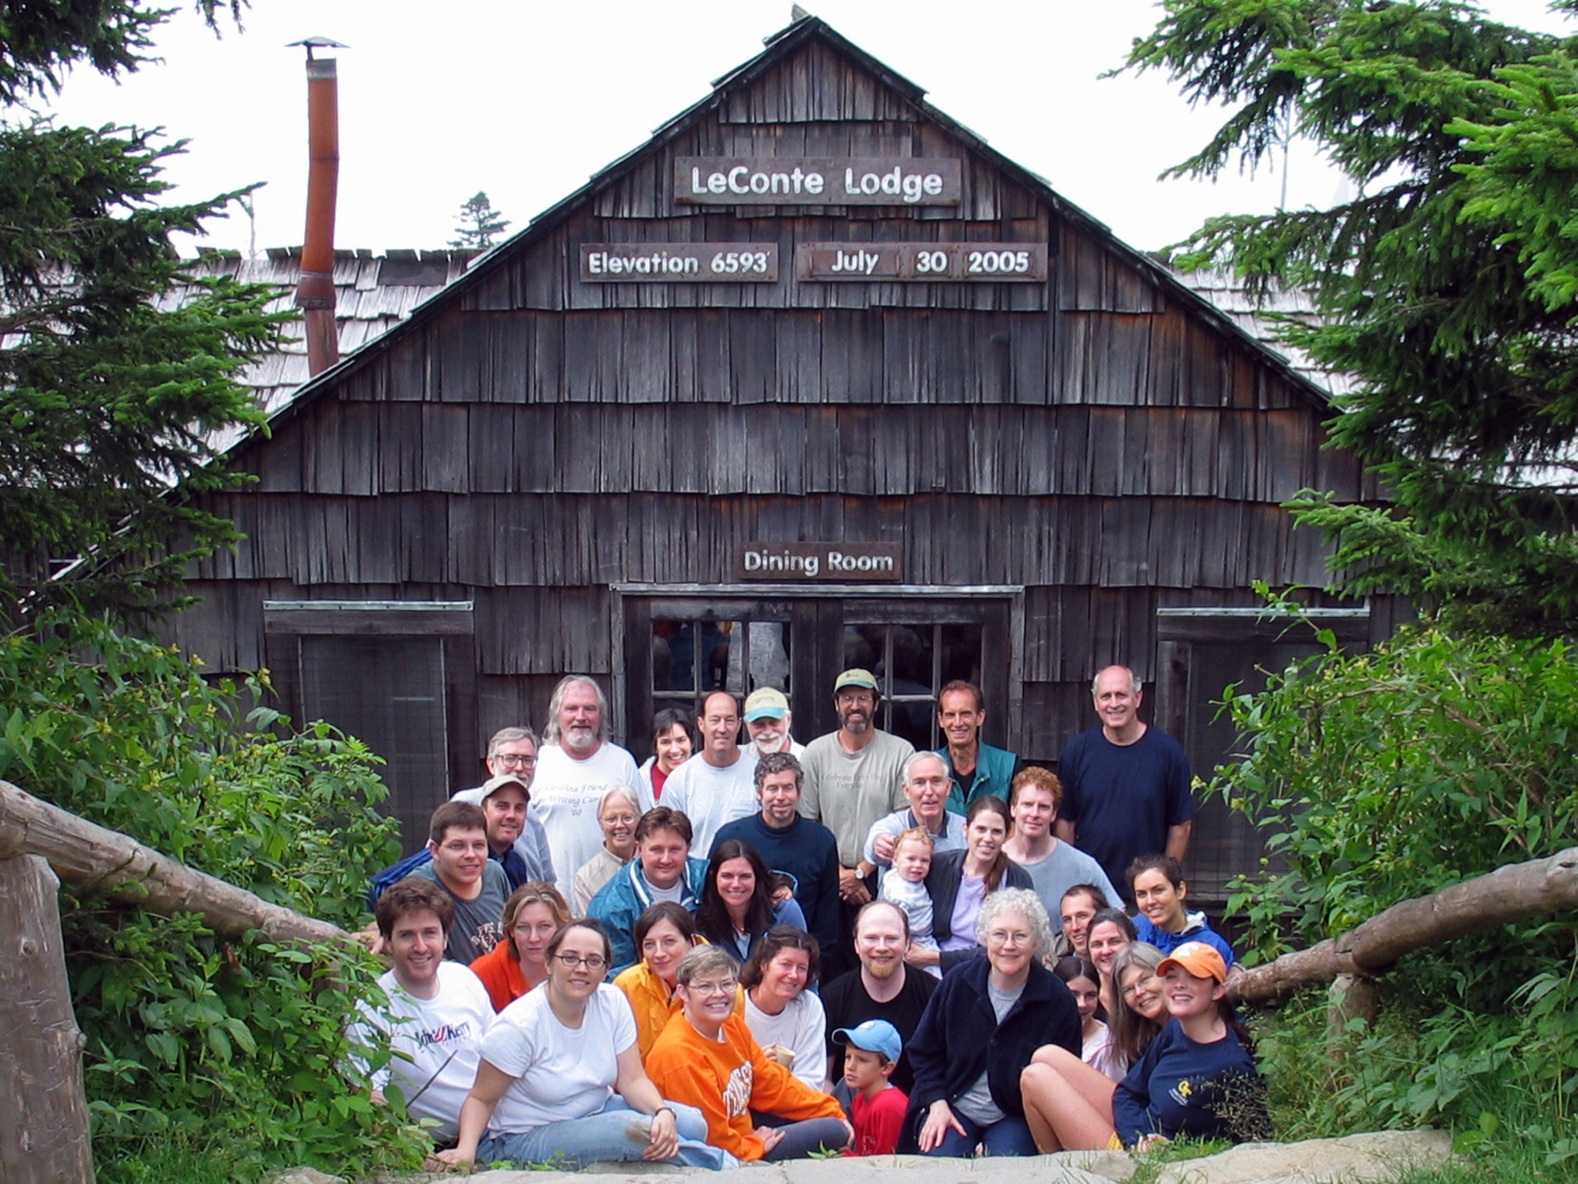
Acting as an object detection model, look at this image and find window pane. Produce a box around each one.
[300,635,448,849]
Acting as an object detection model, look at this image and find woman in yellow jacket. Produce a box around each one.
[645,945,850,1161]
[613,901,743,1058]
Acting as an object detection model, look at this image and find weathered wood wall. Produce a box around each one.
[159,23,1389,856]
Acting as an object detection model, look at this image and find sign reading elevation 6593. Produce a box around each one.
[677,158,961,205]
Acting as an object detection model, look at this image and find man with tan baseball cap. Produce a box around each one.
[743,687,805,758]
[799,670,916,910]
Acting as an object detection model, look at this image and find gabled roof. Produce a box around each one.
[231,15,1340,450]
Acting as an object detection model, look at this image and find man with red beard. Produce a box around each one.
[819,901,937,1098]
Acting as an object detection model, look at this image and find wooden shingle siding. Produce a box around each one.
[200,492,1330,592]
[314,304,1316,412]
[257,403,1364,502]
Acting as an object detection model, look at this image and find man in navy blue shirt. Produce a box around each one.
[1054,666,1194,900]
[713,751,842,973]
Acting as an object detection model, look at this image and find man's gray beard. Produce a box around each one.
[564,726,597,752]
[843,718,870,734]
[751,734,783,756]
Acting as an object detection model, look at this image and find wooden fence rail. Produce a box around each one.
[1228,845,1578,1005]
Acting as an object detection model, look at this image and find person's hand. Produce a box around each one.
[771,882,794,906]
[754,1125,787,1154]
[433,1148,474,1171]
[873,832,897,861]
[917,1099,965,1153]
[904,944,940,969]
[838,866,872,904]
[644,1108,680,1160]
[1134,1133,1171,1154]
[355,921,387,956]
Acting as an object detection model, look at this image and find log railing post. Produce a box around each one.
[0,854,95,1184]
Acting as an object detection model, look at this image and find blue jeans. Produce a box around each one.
[924,1110,1038,1158]
[762,1116,851,1161]
[478,1096,734,1170]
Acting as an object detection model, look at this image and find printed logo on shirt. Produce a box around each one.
[722,1061,754,1118]
[468,921,503,956]
[411,1020,476,1049]
[1169,1078,1195,1106]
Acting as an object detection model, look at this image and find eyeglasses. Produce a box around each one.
[687,978,738,998]
[554,952,609,971]
[987,929,1032,948]
[494,753,537,768]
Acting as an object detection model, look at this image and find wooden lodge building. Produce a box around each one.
[163,16,1399,899]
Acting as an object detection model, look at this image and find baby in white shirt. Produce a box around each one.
[877,828,941,977]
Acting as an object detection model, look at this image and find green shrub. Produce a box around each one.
[0,613,424,1180]
[1210,621,1578,1159]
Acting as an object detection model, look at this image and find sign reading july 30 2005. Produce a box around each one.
[676,158,961,206]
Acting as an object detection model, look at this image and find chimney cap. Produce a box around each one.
[287,36,347,60]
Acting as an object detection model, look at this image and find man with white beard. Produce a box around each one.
[742,687,804,758]
[530,675,640,899]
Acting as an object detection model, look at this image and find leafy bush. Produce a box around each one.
[1210,622,1578,1158]
[0,613,423,1180]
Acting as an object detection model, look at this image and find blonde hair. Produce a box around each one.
[891,826,934,859]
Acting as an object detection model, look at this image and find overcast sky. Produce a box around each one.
[28,0,1574,258]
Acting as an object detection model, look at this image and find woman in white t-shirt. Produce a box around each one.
[740,926,828,1090]
[437,920,731,1171]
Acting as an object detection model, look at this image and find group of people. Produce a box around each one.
[350,666,1268,1169]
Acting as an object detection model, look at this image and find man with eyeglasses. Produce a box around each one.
[452,726,554,888]
[659,691,758,855]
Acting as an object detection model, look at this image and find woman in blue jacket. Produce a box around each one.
[1020,941,1269,1152]
[900,888,1082,1157]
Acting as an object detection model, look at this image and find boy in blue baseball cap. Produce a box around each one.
[834,1019,907,1156]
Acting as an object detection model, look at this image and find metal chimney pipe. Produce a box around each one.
[297,54,340,375]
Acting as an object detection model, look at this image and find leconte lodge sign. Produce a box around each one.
[577,156,1043,285]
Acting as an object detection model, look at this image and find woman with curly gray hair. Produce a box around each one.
[898,888,1082,1157]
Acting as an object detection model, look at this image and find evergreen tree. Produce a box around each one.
[1127,0,1578,635]
[449,189,509,248]
[0,0,286,625]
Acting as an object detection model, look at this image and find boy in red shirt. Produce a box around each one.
[833,1020,908,1156]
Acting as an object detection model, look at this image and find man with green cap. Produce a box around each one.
[799,670,915,915]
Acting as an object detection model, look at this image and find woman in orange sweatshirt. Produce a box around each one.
[645,945,850,1161]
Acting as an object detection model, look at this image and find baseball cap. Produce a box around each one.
[833,668,879,693]
[743,687,789,722]
[832,1019,902,1064]
[1156,941,1228,983]
[480,772,531,802]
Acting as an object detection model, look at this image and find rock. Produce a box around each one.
[454,1131,1452,1184]
[1153,1130,1454,1184]
[270,1169,345,1184]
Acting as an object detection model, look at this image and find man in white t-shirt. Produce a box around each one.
[532,675,641,898]
[348,877,492,1145]
[660,691,758,854]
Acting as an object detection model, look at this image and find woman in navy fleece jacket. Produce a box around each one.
[900,888,1082,1157]
[1020,941,1269,1152]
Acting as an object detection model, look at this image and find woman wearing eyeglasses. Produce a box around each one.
[900,888,1083,1157]
[645,945,851,1162]
[437,920,730,1171]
